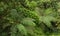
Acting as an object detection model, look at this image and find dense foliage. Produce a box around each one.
[0,0,60,36]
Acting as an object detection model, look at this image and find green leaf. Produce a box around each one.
[16,24,27,36]
[21,18,36,27]
[10,25,17,36]
[39,16,56,28]
[45,8,53,15]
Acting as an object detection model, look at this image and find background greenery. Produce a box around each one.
[0,0,60,36]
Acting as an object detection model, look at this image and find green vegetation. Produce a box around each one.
[0,0,60,36]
